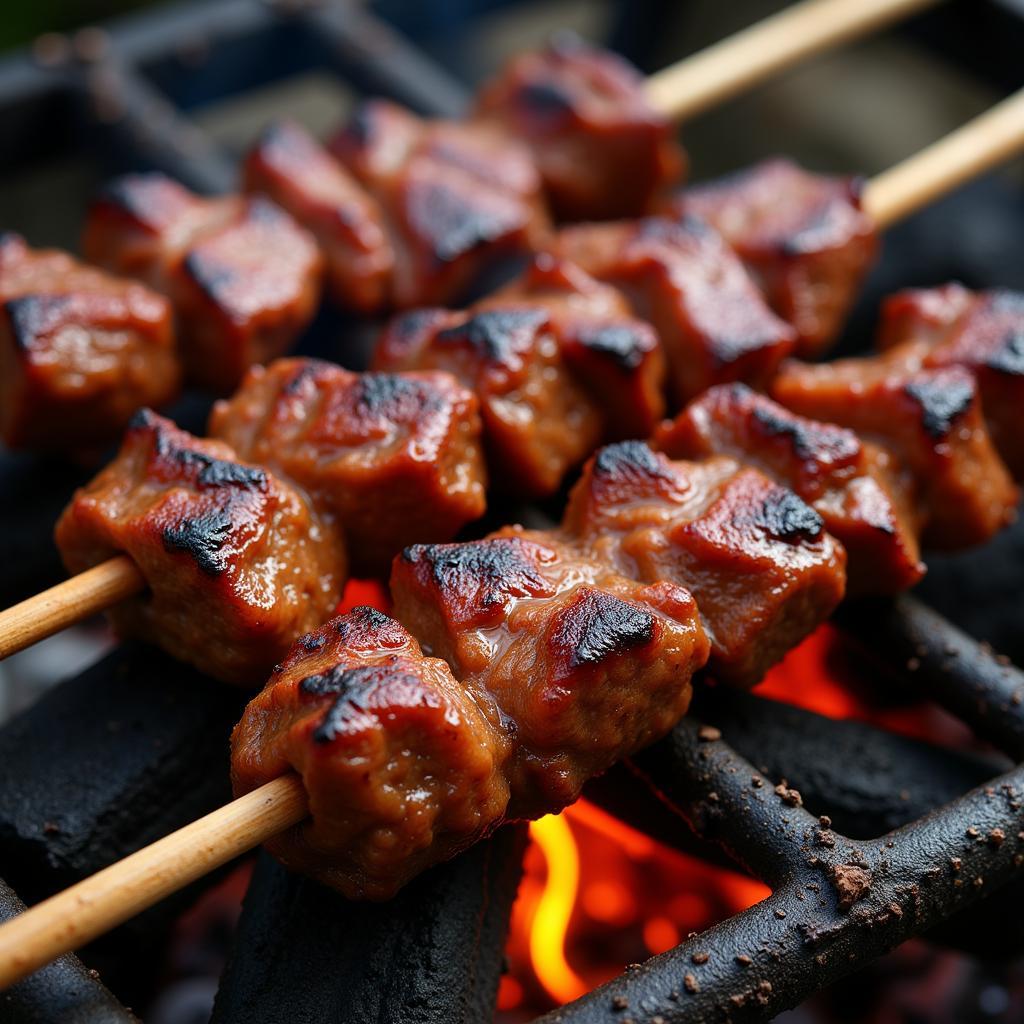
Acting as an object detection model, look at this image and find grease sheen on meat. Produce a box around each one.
[243,120,394,313]
[655,384,923,595]
[877,284,1024,479]
[55,410,346,685]
[564,441,847,686]
[671,159,878,355]
[553,216,795,403]
[0,233,179,451]
[391,530,709,817]
[209,357,487,575]
[330,100,548,308]
[476,36,685,220]
[83,173,322,393]
[772,356,1019,549]
[231,607,510,899]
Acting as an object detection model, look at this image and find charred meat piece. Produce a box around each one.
[655,383,923,595]
[0,233,179,451]
[243,120,394,314]
[209,358,487,575]
[554,216,795,403]
[772,358,1019,549]
[231,606,510,899]
[476,36,684,220]
[672,160,878,356]
[878,285,1024,479]
[563,441,847,686]
[83,173,322,393]
[373,306,602,496]
[55,410,346,685]
[330,100,548,308]
[481,254,666,438]
[391,531,708,817]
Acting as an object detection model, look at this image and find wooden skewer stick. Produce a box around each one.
[2,86,1023,668]
[0,774,306,990]
[0,555,143,659]
[646,0,940,121]
[864,86,1024,229]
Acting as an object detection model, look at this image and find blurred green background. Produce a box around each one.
[0,2,156,52]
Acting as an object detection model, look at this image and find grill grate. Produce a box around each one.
[1,1,1023,1022]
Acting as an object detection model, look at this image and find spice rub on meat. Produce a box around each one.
[655,383,923,595]
[0,233,179,451]
[55,410,345,685]
[476,35,684,220]
[772,355,1019,549]
[243,120,394,314]
[83,173,322,393]
[553,215,795,404]
[231,607,510,900]
[563,440,847,686]
[209,357,487,575]
[670,159,878,355]
[877,284,1024,479]
[329,100,548,308]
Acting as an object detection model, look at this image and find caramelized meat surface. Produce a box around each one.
[878,285,1024,479]
[209,358,487,575]
[655,384,923,594]
[83,173,322,393]
[330,100,548,308]
[243,120,394,313]
[55,410,345,684]
[564,441,846,686]
[482,254,666,438]
[373,306,602,496]
[231,607,510,899]
[772,358,1019,549]
[476,37,684,220]
[391,531,708,816]
[554,216,795,403]
[0,233,179,451]
[672,160,878,355]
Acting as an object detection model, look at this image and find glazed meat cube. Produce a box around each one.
[330,100,548,307]
[654,383,923,595]
[877,285,1024,479]
[482,254,666,438]
[554,216,795,403]
[772,359,1019,549]
[391,531,709,816]
[563,441,847,686]
[243,120,394,313]
[672,160,878,355]
[373,306,602,496]
[83,173,322,393]
[476,36,684,220]
[209,357,487,575]
[0,233,179,451]
[231,606,510,899]
[54,410,346,685]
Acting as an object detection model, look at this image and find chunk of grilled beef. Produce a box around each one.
[373,306,602,496]
[563,441,847,686]
[476,36,684,220]
[83,174,321,393]
[55,410,346,684]
[330,100,548,308]
[877,284,1024,479]
[243,120,394,314]
[670,159,878,355]
[772,357,1019,549]
[209,358,487,575]
[553,216,795,404]
[0,233,179,451]
[655,383,924,595]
